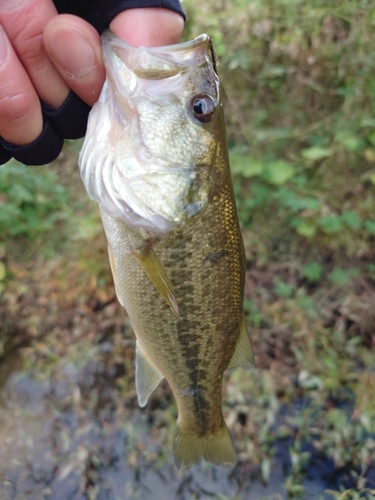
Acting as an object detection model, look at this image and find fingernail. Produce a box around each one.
[0,28,8,65]
[49,28,96,78]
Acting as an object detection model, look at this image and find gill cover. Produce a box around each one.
[79,31,220,233]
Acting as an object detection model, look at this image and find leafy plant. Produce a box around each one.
[301,263,323,283]
[0,160,68,240]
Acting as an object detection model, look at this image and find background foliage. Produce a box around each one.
[184,0,375,257]
[182,0,375,495]
[0,0,375,498]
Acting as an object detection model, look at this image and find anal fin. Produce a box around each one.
[136,341,163,407]
[228,316,255,370]
[132,242,180,318]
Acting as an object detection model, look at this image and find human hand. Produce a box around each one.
[0,1,184,165]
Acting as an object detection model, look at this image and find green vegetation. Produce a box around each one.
[1,0,375,497]
[184,0,375,495]
[0,160,68,240]
[184,0,375,256]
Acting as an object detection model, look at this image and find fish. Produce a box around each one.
[78,31,254,469]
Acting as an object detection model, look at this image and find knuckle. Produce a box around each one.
[0,87,37,123]
[0,87,42,143]
[14,29,45,68]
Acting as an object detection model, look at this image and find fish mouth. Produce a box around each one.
[102,31,213,80]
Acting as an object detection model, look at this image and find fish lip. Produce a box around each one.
[102,31,213,79]
[102,31,211,54]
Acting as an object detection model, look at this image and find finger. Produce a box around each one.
[110,8,184,47]
[0,0,70,110]
[43,15,106,107]
[0,25,43,145]
[44,9,184,108]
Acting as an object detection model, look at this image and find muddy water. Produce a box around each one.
[0,343,344,500]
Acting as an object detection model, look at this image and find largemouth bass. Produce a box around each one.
[79,31,253,468]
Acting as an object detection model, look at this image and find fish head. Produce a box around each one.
[79,32,221,233]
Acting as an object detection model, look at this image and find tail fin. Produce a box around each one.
[173,422,237,469]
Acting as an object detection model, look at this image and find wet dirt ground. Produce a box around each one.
[0,335,368,500]
[0,222,373,499]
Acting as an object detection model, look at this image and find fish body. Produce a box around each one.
[79,32,253,468]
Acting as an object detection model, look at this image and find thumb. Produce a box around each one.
[43,14,106,107]
[44,9,184,107]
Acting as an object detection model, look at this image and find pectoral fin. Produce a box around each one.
[135,341,163,407]
[132,242,180,318]
[228,316,254,369]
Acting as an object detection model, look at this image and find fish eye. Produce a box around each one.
[190,94,215,123]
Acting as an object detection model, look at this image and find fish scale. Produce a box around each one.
[79,31,254,468]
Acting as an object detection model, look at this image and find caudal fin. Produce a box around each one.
[173,422,237,469]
